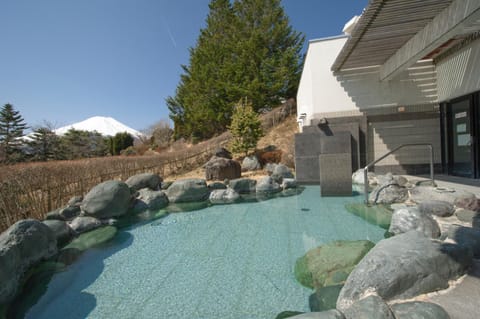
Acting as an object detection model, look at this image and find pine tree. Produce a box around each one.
[167,0,304,141]
[0,103,28,163]
[168,0,236,141]
[229,98,263,156]
[27,127,63,161]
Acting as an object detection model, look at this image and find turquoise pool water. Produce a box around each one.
[24,186,385,319]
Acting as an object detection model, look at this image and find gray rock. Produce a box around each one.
[67,195,83,206]
[204,156,241,181]
[125,173,162,191]
[229,178,257,194]
[59,205,81,220]
[343,295,394,319]
[391,301,450,319]
[68,216,102,234]
[337,231,472,311]
[374,173,395,185]
[44,205,80,221]
[161,181,173,190]
[256,176,281,194]
[45,209,63,221]
[448,225,480,258]
[271,164,294,183]
[410,186,475,205]
[389,207,441,238]
[352,169,376,185]
[309,285,343,312]
[290,310,345,319]
[454,196,480,212]
[418,200,455,217]
[281,178,297,190]
[165,178,209,203]
[0,219,57,304]
[369,181,408,205]
[134,188,169,212]
[242,155,262,171]
[455,209,477,223]
[265,163,277,175]
[209,188,240,204]
[81,180,132,219]
[214,147,232,159]
[42,220,73,246]
[208,182,227,190]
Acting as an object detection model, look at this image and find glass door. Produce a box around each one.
[448,97,474,177]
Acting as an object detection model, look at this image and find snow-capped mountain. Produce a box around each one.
[55,116,145,139]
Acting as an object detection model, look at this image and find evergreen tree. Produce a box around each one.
[0,103,28,163]
[109,132,134,155]
[27,127,63,161]
[229,98,263,156]
[167,0,303,141]
[61,129,109,159]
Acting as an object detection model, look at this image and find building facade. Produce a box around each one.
[297,0,480,179]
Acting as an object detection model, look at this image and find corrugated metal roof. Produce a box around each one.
[331,0,454,71]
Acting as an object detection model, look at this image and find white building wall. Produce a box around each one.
[437,38,480,101]
[296,36,356,128]
[297,37,438,125]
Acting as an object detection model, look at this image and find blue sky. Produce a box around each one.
[0,0,367,132]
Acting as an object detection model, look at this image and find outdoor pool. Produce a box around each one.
[21,186,385,319]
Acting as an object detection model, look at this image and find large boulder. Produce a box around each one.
[343,295,395,319]
[125,173,162,191]
[204,156,241,181]
[229,178,257,194]
[368,181,408,205]
[281,178,297,190]
[447,225,480,258]
[389,207,441,238]
[165,178,209,203]
[42,220,73,246]
[271,164,294,183]
[242,155,262,172]
[352,169,376,186]
[45,205,81,221]
[209,188,240,205]
[0,219,57,304]
[337,231,472,311]
[295,240,374,290]
[214,147,232,159]
[418,200,455,217]
[256,176,281,194]
[410,186,475,204]
[454,196,480,212]
[133,188,169,212]
[81,180,132,219]
[390,301,451,319]
[375,173,408,187]
[68,216,102,234]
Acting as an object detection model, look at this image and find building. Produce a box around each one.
[296,0,480,185]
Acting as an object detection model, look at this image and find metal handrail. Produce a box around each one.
[364,143,434,204]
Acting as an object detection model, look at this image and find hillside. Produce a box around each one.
[175,113,298,180]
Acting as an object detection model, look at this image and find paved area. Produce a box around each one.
[404,174,480,319]
[425,260,480,319]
